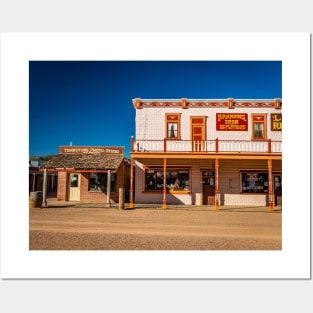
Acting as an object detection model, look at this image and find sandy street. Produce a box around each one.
[29,205,282,250]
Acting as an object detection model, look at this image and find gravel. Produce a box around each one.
[29,207,282,250]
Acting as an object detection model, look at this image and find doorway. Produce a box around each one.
[68,173,80,201]
[274,174,282,206]
[202,171,215,205]
[191,117,206,151]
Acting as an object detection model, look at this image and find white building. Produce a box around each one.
[129,98,282,211]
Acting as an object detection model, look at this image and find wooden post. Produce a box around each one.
[131,136,135,152]
[42,168,48,207]
[268,138,272,153]
[106,169,111,207]
[129,157,134,208]
[268,159,274,212]
[119,188,125,210]
[163,137,167,152]
[215,158,220,210]
[162,158,167,209]
[32,173,36,192]
[215,138,219,153]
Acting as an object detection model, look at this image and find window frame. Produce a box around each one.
[240,171,268,194]
[165,113,181,140]
[251,114,267,140]
[88,172,116,192]
[144,167,190,193]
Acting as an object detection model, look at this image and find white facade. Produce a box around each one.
[135,105,282,142]
[131,98,282,208]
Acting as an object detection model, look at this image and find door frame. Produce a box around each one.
[190,116,206,151]
[68,173,81,201]
[201,170,215,205]
[273,173,282,206]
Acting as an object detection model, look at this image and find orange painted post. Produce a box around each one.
[129,157,134,209]
[162,158,167,209]
[131,136,135,152]
[215,158,220,210]
[268,159,274,212]
[268,138,272,153]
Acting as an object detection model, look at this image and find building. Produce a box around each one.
[29,160,57,193]
[129,98,282,211]
[42,146,130,204]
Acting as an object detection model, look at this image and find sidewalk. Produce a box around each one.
[42,197,282,212]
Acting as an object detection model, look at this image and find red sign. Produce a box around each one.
[216,113,248,131]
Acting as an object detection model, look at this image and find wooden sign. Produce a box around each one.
[59,146,124,154]
[271,114,282,131]
[216,113,248,131]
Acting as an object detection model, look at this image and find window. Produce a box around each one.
[88,172,116,192]
[252,114,267,140]
[241,172,268,193]
[166,114,180,139]
[145,169,190,191]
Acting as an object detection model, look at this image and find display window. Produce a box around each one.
[88,172,116,192]
[145,169,189,191]
[241,172,268,193]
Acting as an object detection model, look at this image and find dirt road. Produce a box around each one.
[29,207,282,250]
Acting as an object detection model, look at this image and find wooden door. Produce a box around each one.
[68,173,80,201]
[202,171,215,205]
[274,175,282,206]
[191,117,206,151]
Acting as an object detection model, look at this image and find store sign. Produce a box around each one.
[216,113,248,131]
[59,146,124,154]
[271,114,282,131]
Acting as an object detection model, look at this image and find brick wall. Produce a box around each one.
[57,171,67,201]
[224,194,268,206]
[56,162,129,203]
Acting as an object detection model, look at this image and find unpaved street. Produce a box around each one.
[29,207,282,250]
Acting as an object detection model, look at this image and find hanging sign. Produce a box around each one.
[216,113,248,131]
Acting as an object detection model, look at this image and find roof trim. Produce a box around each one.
[132,98,282,110]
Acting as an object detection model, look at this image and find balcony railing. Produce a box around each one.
[131,138,282,154]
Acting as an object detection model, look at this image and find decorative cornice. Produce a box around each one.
[132,98,282,109]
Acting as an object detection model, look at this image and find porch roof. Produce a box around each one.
[42,153,124,170]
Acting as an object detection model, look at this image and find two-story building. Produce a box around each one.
[129,98,282,211]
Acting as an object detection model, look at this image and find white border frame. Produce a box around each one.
[0,32,310,279]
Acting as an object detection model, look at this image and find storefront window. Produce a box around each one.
[145,169,190,191]
[89,172,116,192]
[241,172,268,193]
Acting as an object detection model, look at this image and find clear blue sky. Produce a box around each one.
[29,61,282,158]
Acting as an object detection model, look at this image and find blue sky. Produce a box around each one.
[29,61,282,158]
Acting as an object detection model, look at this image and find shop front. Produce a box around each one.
[42,146,129,204]
[130,97,282,211]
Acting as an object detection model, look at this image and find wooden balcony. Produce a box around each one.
[131,138,282,154]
